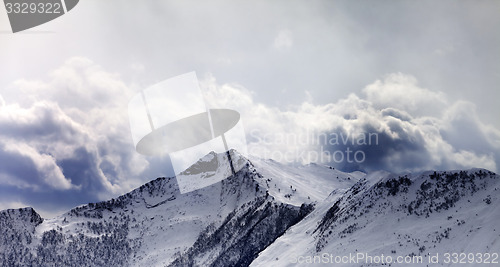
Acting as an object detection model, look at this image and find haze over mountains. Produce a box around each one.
[0,150,498,266]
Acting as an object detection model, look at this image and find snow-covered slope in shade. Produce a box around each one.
[0,207,44,264]
[249,156,364,206]
[1,150,498,267]
[35,150,264,267]
[251,169,500,267]
[1,150,334,266]
[166,154,362,267]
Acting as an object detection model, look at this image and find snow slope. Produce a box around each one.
[249,156,363,206]
[2,150,354,266]
[1,151,498,267]
[252,169,500,267]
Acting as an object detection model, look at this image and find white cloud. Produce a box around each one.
[200,73,499,172]
[363,73,448,116]
[451,150,496,171]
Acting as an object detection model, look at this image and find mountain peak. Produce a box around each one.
[0,207,43,226]
[176,149,249,193]
[2,157,498,267]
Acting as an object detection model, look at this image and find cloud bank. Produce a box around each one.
[202,72,500,173]
[0,58,499,216]
[0,58,154,216]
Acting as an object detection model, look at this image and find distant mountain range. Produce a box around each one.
[1,150,498,266]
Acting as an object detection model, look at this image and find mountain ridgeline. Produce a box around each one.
[1,151,498,267]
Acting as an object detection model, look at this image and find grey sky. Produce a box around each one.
[0,0,499,217]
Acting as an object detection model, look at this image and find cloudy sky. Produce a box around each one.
[1,0,499,217]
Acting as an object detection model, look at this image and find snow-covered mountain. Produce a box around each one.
[1,150,498,267]
[252,169,500,267]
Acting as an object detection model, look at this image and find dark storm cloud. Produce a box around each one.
[321,123,431,173]
[203,72,500,173]
[0,144,40,188]
[57,147,106,192]
[320,84,499,173]
[0,58,174,217]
